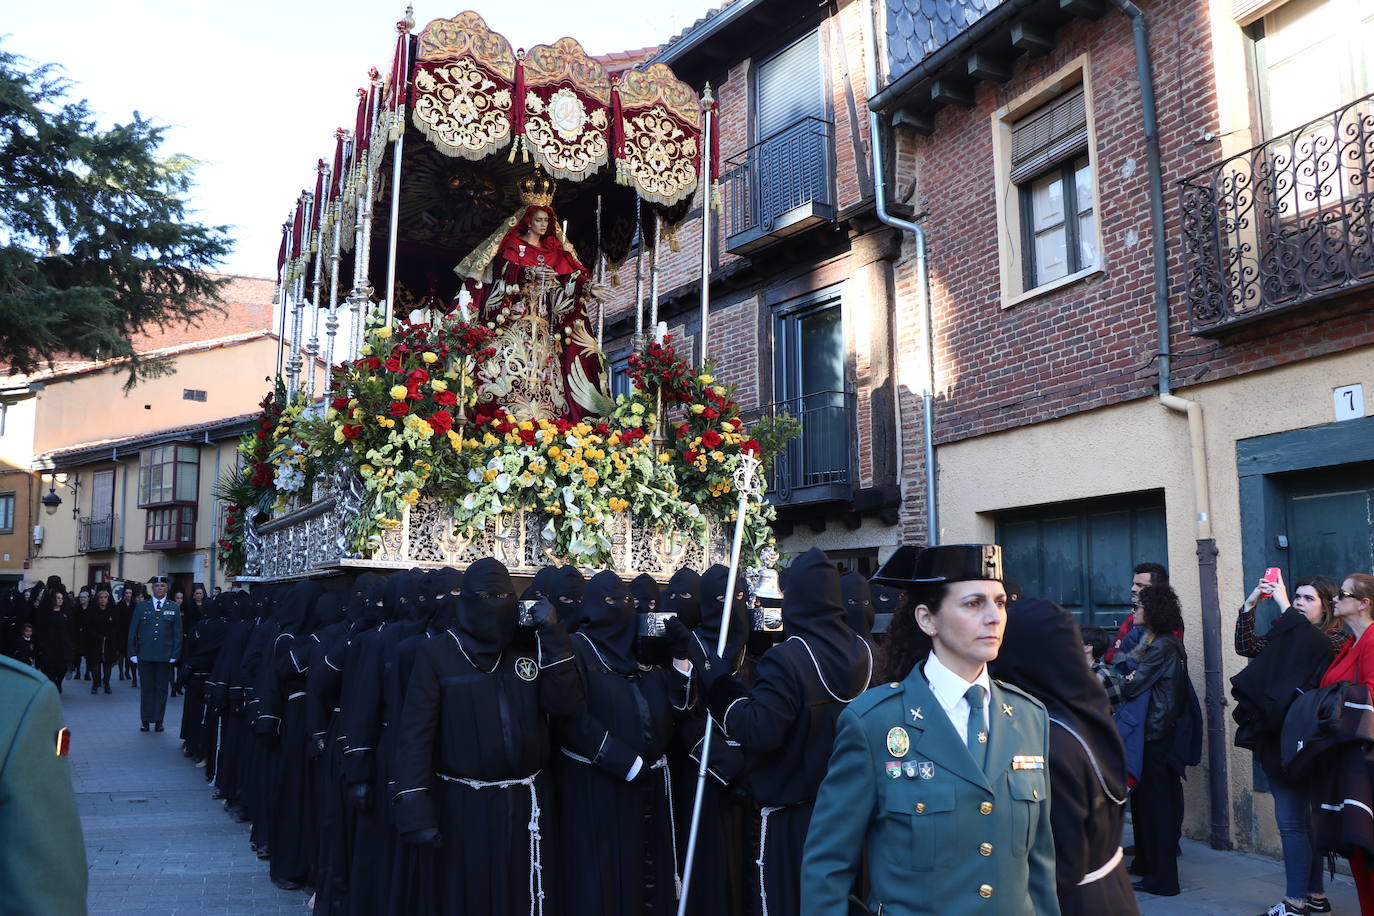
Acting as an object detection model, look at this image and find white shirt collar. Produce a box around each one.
[924,649,991,716]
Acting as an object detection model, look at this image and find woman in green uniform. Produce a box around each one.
[800,544,1060,916]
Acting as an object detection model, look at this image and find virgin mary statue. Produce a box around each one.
[454,177,611,423]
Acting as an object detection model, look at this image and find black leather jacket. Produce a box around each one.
[1121,632,1187,742]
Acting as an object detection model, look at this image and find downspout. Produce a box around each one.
[862,0,938,546]
[113,446,131,580]
[1110,0,1231,850]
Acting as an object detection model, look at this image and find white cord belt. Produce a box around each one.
[287,691,306,700]
[436,770,544,916]
[1078,846,1124,885]
[757,804,786,916]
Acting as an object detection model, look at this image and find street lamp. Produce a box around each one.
[40,472,78,517]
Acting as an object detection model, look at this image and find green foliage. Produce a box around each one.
[0,47,231,386]
[748,411,802,473]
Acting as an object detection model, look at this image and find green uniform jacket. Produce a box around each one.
[801,665,1060,916]
[0,654,87,916]
[127,599,182,663]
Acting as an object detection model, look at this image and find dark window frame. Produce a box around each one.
[1019,153,1094,290]
[0,491,14,535]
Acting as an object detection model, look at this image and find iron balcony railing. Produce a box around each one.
[722,116,836,248]
[79,515,117,552]
[744,389,854,505]
[1179,92,1374,332]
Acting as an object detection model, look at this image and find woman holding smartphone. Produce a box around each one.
[1233,571,1343,916]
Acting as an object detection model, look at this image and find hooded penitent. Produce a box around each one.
[577,570,637,675]
[629,574,660,614]
[455,558,517,668]
[869,583,905,634]
[312,592,345,629]
[432,567,463,630]
[840,571,874,640]
[662,566,701,631]
[522,565,558,601]
[989,598,1127,803]
[698,563,750,666]
[549,565,587,630]
[781,547,872,700]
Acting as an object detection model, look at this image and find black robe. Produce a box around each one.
[180,605,230,761]
[556,571,692,916]
[701,548,871,916]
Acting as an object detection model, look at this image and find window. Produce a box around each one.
[609,352,633,400]
[1251,0,1374,138]
[145,506,195,549]
[1012,87,1097,289]
[138,445,199,506]
[182,389,208,402]
[0,493,13,534]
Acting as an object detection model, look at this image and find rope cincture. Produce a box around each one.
[438,771,544,916]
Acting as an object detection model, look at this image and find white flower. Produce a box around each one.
[462,494,477,510]
[467,468,483,484]
[494,473,512,493]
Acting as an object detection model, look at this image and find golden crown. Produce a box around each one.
[517,172,556,208]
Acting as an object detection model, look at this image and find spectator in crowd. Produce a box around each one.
[70,588,92,681]
[1105,562,1170,664]
[1118,584,1188,896]
[7,622,36,667]
[33,585,73,692]
[1081,625,1123,710]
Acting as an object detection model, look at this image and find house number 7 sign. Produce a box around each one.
[1334,384,1365,422]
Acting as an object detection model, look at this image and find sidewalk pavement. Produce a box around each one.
[1128,825,1360,915]
[62,670,307,915]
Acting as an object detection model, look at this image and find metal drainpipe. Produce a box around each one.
[862,0,938,546]
[1110,0,1231,849]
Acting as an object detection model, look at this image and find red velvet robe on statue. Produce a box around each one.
[465,206,609,423]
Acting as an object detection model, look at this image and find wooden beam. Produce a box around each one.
[929,78,975,108]
[1059,0,1107,18]
[1010,22,1055,56]
[966,52,1013,83]
[892,108,934,135]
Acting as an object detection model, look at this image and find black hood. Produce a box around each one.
[522,566,558,601]
[433,567,463,630]
[698,564,749,664]
[579,571,637,675]
[313,592,345,628]
[869,583,905,634]
[630,573,660,614]
[549,566,587,630]
[662,567,701,631]
[990,598,1128,801]
[782,548,871,700]
[840,571,875,640]
[275,581,319,635]
[455,558,517,666]
[346,573,383,628]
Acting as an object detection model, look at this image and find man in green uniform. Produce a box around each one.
[801,544,1060,916]
[0,652,87,915]
[127,575,181,732]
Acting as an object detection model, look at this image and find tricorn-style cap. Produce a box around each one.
[871,544,1003,588]
[148,575,170,584]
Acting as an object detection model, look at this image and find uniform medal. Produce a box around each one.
[885,761,901,780]
[886,726,910,758]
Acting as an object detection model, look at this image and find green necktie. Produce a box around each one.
[965,684,988,770]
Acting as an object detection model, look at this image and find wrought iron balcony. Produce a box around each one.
[1180,93,1374,332]
[722,117,836,255]
[744,389,854,506]
[78,515,117,552]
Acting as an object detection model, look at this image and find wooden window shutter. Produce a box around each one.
[1010,86,1089,183]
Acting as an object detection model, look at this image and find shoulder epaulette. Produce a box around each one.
[844,683,902,719]
[992,679,1048,711]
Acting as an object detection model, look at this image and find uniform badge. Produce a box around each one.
[885,761,901,780]
[515,657,538,681]
[886,726,910,758]
[1002,703,1014,717]
[902,761,917,779]
[918,761,935,780]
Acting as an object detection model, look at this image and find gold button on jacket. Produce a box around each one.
[979,884,993,898]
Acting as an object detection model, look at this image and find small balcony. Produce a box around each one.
[744,389,854,506]
[722,117,836,255]
[144,504,196,551]
[78,515,117,552]
[1179,92,1374,333]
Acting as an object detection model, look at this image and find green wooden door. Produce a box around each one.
[1284,462,1374,582]
[997,494,1167,628]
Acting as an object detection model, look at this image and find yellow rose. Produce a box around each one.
[713,386,727,397]
[698,374,713,384]
[374,326,393,339]
[333,426,346,443]
[422,352,438,364]
[658,452,671,464]
[547,446,562,460]
[690,404,706,415]
[431,379,448,392]
[360,344,373,356]
[721,422,735,433]
[389,385,408,400]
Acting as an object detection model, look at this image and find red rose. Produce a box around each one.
[330,396,349,410]
[554,418,572,434]
[407,368,430,385]
[701,429,722,449]
[702,407,719,420]
[742,439,761,456]
[428,410,453,434]
[594,422,610,436]
[388,401,409,418]
[676,423,691,439]
[434,390,458,407]
[384,358,402,372]
[360,357,382,371]
[621,428,645,444]
[519,428,536,444]
[341,424,362,440]
[406,380,424,400]
[474,412,491,427]
[683,449,700,463]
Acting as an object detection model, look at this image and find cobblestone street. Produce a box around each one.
[63,674,306,915]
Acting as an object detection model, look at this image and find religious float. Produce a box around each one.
[216,8,796,586]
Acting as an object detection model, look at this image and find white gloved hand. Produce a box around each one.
[130,656,139,665]
[168,658,177,665]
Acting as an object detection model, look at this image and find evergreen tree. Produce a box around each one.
[0,47,232,385]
